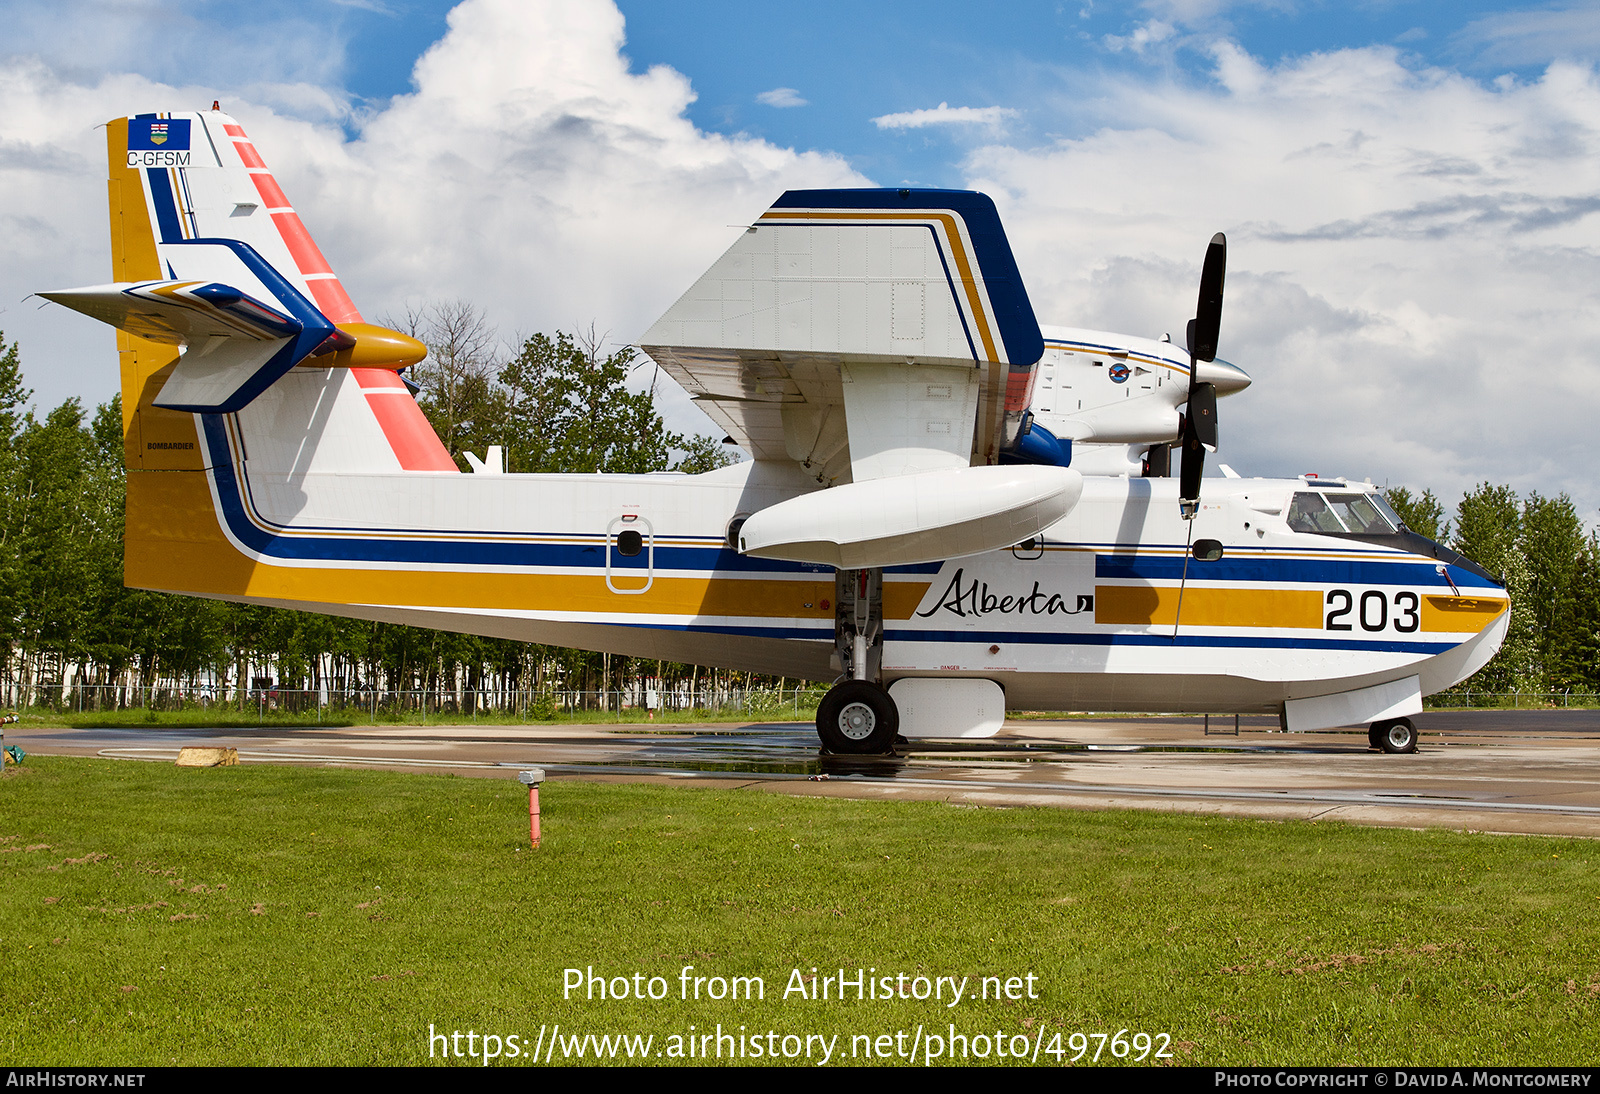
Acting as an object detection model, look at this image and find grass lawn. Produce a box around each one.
[1,755,1596,1067]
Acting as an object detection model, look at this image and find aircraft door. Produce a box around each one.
[606,514,654,594]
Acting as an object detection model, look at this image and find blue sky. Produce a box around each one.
[229,0,1600,185]
[617,0,1600,183]
[14,1,1596,185]
[3,0,1599,514]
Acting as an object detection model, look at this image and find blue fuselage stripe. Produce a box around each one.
[1095,554,1497,590]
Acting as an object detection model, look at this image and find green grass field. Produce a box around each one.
[1,755,1596,1067]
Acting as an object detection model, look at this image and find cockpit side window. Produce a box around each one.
[1324,493,1397,534]
[1287,491,1401,536]
[1286,492,1346,534]
[1369,492,1407,531]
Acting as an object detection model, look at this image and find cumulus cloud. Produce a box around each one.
[0,0,865,427]
[872,102,1018,130]
[756,87,807,108]
[965,46,1600,514]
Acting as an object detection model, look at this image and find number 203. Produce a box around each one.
[1325,589,1418,633]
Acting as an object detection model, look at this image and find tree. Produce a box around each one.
[1453,483,1520,585]
[1383,486,1447,542]
[0,333,36,662]
[1520,493,1590,690]
[399,300,505,466]
[498,328,696,474]
[1451,484,1539,694]
[671,432,738,474]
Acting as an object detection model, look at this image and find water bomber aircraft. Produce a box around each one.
[41,108,1509,755]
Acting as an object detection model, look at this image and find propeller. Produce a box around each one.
[1179,233,1226,520]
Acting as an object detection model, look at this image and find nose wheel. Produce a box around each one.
[1368,718,1418,754]
[817,680,899,754]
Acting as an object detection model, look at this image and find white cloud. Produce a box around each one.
[0,0,865,431]
[1103,19,1176,55]
[757,87,807,108]
[1453,4,1600,68]
[964,46,1600,516]
[872,102,1017,130]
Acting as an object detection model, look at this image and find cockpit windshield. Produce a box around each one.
[1286,491,1400,535]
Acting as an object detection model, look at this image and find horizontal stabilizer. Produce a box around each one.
[43,238,344,413]
[40,280,300,344]
[737,464,1083,569]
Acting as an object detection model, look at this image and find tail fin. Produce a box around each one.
[45,109,455,473]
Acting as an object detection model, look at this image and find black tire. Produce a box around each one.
[1367,725,1383,750]
[1375,718,1418,754]
[816,681,899,754]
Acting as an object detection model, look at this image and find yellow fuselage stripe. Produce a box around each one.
[1095,586,1505,634]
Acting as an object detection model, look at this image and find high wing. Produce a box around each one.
[641,189,1042,477]
[640,189,1082,568]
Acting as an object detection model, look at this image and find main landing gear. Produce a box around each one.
[817,679,898,754]
[1368,718,1418,754]
[816,567,900,754]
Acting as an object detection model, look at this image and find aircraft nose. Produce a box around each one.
[1196,357,1251,396]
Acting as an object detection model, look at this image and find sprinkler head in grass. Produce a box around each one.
[519,769,546,849]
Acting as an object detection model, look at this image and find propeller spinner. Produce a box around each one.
[1179,233,1226,520]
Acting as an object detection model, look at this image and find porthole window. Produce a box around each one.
[617,529,643,557]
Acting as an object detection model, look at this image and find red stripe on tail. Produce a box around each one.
[356,370,458,471]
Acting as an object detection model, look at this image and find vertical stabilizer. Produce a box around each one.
[96,109,457,473]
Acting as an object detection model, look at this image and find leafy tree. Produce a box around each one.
[1383,486,1447,542]
[1453,483,1520,585]
[496,328,729,475]
[1520,493,1592,690]
[671,431,738,474]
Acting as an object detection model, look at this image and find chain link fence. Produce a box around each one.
[2,681,829,724]
[8,680,1594,723]
[1424,689,1599,709]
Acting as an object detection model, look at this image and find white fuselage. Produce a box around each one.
[200,369,1507,716]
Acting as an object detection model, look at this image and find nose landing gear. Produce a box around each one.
[1368,718,1418,754]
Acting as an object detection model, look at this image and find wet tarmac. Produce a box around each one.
[10,709,1600,838]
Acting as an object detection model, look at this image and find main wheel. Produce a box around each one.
[1367,725,1383,750]
[1375,718,1418,754]
[816,681,899,754]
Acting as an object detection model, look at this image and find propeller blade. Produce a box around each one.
[1179,234,1226,520]
[1188,382,1218,451]
[1179,426,1204,517]
[1188,233,1226,365]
